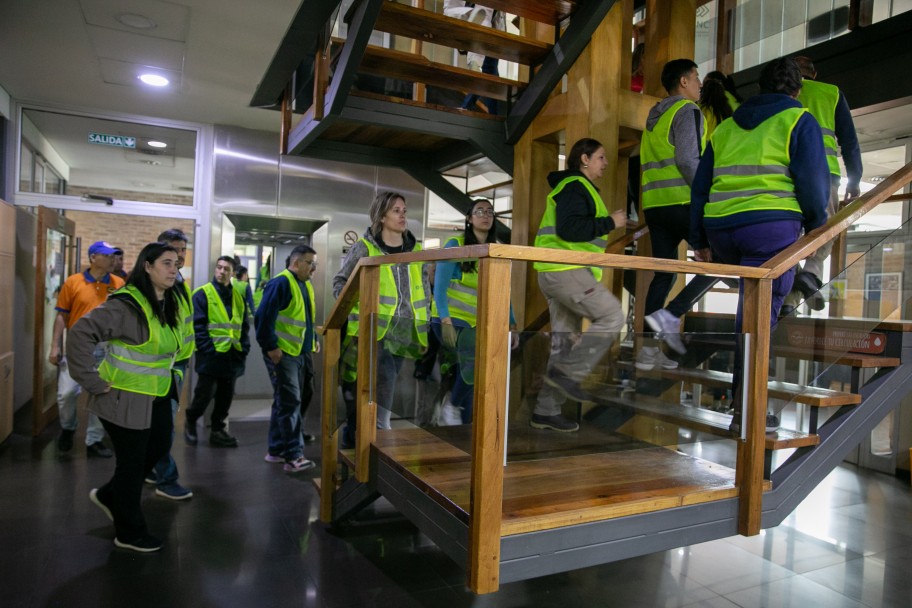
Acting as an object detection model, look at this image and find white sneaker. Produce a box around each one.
[635,346,679,371]
[440,402,463,426]
[645,309,687,354]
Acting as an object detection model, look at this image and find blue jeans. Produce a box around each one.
[151,360,186,487]
[264,351,314,461]
[343,342,405,432]
[461,56,499,114]
[431,319,475,423]
[57,345,106,445]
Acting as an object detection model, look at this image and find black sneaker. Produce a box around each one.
[184,419,198,445]
[114,534,162,553]
[87,442,113,458]
[529,414,579,432]
[57,429,75,453]
[793,272,825,311]
[209,429,239,448]
[765,413,781,433]
[777,304,796,319]
[542,369,595,405]
[303,433,316,445]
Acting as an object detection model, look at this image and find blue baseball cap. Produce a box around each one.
[88,241,118,256]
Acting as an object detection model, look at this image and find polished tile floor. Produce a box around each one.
[1,409,910,608]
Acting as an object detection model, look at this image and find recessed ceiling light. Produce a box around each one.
[147,140,167,148]
[139,74,169,87]
[115,13,157,30]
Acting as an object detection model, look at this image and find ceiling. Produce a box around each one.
[2,0,911,217]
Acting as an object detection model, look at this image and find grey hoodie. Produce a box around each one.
[644,95,704,187]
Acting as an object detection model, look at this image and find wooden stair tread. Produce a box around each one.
[621,362,861,407]
[375,2,552,65]
[459,0,579,24]
[348,89,503,119]
[681,334,900,368]
[686,311,912,333]
[370,427,768,536]
[593,389,820,451]
[339,40,524,101]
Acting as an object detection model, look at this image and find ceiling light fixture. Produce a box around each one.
[115,13,157,30]
[147,140,168,148]
[139,73,169,87]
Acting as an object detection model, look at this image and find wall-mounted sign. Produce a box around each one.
[87,132,136,149]
[343,230,358,245]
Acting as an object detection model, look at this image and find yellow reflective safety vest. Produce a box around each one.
[704,107,806,219]
[98,284,180,397]
[195,282,244,353]
[641,99,706,210]
[533,176,609,282]
[273,269,316,357]
[431,235,479,326]
[232,278,254,323]
[175,279,194,362]
[701,92,740,138]
[798,78,840,176]
[345,238,429,347]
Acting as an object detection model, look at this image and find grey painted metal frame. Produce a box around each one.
[505,0,619,144]
[333,475,380,523]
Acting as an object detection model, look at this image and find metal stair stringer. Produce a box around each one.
[762,335,912,527]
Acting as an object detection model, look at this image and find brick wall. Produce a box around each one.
[65,210,195,275]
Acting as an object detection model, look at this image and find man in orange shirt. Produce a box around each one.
[48,241,124,457]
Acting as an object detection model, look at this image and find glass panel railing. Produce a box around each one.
[503,330,748,473]
[767,215,912,468]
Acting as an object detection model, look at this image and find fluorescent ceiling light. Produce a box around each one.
[147,140,167,148]
[139,74,169,87]
[115,13,157,30]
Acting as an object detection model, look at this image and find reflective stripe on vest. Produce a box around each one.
[798,79,840,175]
[345,238,429,348]
[97,285,180,397]
[176,280,194,361]
[533,176,609,282]
[195,282,244,353]
[429,236,480,326]
[705,107,806,219]
[273,269,315,356]
[640,98,705,209]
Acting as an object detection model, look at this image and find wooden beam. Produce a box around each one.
[643,0,696,97]
[467,257,512,593]
[355,265,380,482]
[736,277,772,536]
[280,84,292,156]
[319,327,341,521]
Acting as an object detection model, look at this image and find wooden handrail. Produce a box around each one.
[761,160,912,277]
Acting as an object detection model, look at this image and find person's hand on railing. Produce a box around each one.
[842,183,860,208]
[610,209,627,230]
[693,247,712,262]
[441,318,458,349]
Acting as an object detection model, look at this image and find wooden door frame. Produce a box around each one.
[32,206,76,436]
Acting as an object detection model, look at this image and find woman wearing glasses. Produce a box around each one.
[431,198,517,424]
[332,191,431,445]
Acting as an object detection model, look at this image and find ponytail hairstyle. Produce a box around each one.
[699,78,734,126]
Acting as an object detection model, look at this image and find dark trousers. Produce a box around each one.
[644,205,720,317]
[461,56,499,114]
[264,351,314,461]
[97,395,173,541]
[707,219,802,415]
[186,373,237,432]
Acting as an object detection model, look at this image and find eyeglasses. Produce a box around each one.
[471,209,495,217]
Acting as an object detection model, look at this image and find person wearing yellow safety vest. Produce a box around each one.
[332,192,431,448]
[532,138,627,432]
[699,73,740,138]
[639,58,719,368]
[431,198,518,425]
[255,245,319,474]
[184,256,250,448]
[67,242,185,553]
[780,55,863,317]
[233,264,256,323]
[690,57,829,434]
[146,228,194,501]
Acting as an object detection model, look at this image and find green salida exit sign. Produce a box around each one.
[88,132,136,149]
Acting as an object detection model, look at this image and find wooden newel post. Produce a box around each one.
[736,277,772,536]
[356,265,380,483]
[467,257,511,593]
[320,327,341,521]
